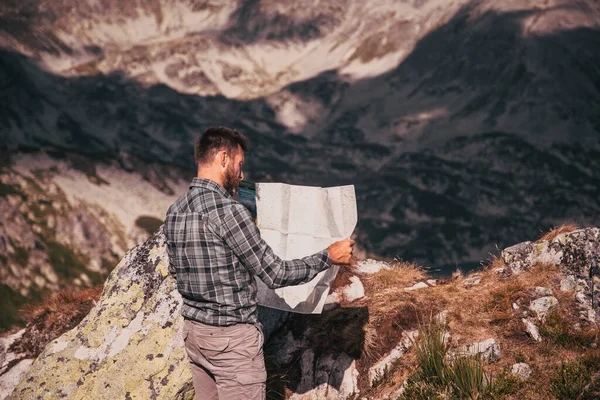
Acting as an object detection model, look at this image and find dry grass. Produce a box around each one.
[356,255,600,399]
[11,286,103,357]
[364,260,426,292]
[538,222,580,242]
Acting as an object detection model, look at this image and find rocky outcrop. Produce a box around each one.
[8,229,190,399]
[503,227,600,323]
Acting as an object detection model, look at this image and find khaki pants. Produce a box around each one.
[183,319,266,400]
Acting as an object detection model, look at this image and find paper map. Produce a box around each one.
[237,182,357,314]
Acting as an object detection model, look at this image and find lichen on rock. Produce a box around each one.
[8,228,191,400]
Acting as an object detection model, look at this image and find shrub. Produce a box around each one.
[551,359,590,400]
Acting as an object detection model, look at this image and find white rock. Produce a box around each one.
[534,287,553,297]
[560,276,576,292]
[404,282,429,291]
[369,331,418,386]
[434,310,448,325]
[0,329,26,373]
[529,296,559,318]
[510,363,532,379]
[343,276,365,302]
[0,358,34,399]
[462,275,482,288]
[426,279,437,286]
[291,351,359,400]
[452,339,501,363]
[522,318,542,342]
[354,259,390,274]
[512,303,520,310]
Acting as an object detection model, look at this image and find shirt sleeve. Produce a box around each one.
[163,224,178,280]
[221,203,332,289]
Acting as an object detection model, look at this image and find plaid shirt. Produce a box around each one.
[164,178,332,327]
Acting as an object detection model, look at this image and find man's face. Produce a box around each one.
[223,146,245,196]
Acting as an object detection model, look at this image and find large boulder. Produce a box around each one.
[8,229,191,399]
[502,228,600,277]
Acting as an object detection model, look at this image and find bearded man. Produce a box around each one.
[164,126,355,400]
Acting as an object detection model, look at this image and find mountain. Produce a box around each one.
[0,150,189,331]
[0,0,599,285]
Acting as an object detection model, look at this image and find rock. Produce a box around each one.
[522,318,542,342]
[451,339,501,363]
[0,359,34,399]
[354,259,390,274]
[7,230,191,400]
[368,331,417,386]
[0,329,26,374]
[560,275,576,292]
[434,311,448,325]
[462,275,482,288]
[510,363,532,379]
[343,276,365,302]
[492,267,510,277]
[426,279,437,286]
[534,287,553,297]
[529,296,559,319]
[403,282,429,292]
[512,303,520,311]
[324,292,340,311]
[291,350,359,400]
[502,241,534,274]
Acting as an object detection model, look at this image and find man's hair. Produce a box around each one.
[194,126,249,166]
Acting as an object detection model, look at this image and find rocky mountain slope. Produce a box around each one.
[1,0,599,288]
[2,224,600,399]
[0,150,188,332]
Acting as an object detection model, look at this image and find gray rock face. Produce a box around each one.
[369,331,418,386]
[291,350,359,400]
[463,275,482,288]
[451,339,501,363]
[522,318,542,342]
[534,287,553,296]
[501,228,600,322]
[510,363,532,379]
[529,296,559,319]
[560,275,577,292]
[502,242,534,274]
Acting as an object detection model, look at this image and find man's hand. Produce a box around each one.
[327,239,355,265]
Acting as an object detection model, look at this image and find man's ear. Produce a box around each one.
[220,150,228,168]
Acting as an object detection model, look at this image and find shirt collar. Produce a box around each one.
[190,177,232,199]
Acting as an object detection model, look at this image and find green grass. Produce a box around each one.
[135,216,163,235]
[400,320,494,400]
[551,359,591,399]
[540,309,597,348]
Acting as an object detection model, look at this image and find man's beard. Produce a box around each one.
[223,164,241,196]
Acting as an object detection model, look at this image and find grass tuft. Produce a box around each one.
[12,286,103,357]
[538,223,579,242]
[366,260,426,291]
[400,319,493,399]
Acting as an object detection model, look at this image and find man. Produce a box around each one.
[164,126,355,400]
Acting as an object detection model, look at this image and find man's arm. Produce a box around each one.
[221,204,332,289]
